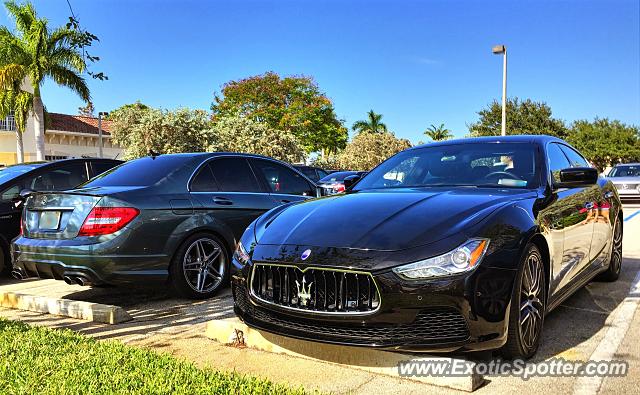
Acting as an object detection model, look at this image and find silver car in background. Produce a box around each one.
[607,163,640,202]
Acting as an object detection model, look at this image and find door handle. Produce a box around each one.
[584,202,595,210]
[280,199,291,204]
[213,197,233,206]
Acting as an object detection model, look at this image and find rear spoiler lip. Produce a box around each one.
[30,190,104,197]
[28,185,147,198]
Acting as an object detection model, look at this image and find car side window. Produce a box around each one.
[190,163,219,192]
[547,143,571,184]
[299,167,317,180]
[559,145,589,168]
[0,185,20,201]
[251,159,315,196]
[30,162,89,191]
[208,157,261,192]
[91,161,119,177]
[317,169,330,180]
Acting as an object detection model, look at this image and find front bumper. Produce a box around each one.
[11,235,171,285]
[232,262,518,353]
[612,185,640,201]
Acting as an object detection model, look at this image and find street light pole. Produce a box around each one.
[492,45,507,136]
[97,111,108,158]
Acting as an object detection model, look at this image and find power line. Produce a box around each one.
[65,0,76,19]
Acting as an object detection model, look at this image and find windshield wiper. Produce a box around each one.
[473,183,523,189]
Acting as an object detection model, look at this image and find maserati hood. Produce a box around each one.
[255,187,535,251]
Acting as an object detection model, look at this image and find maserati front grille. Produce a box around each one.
[250,264,380,314]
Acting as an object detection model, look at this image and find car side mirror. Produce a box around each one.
[556,167,598,188]
[343,174,361,190]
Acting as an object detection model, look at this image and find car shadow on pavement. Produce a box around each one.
[0,281,236,343]
[530,256,639,363]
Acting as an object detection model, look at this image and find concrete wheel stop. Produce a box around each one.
[206,317,485,392]
[0,291,132,324]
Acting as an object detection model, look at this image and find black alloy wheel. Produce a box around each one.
[596,217,622,282]
[502,243,546,359]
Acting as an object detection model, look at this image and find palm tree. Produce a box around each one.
[424,123,453,141]
[352,110,387,134]
[0,1,90,162]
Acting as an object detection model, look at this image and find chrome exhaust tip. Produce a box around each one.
[11,269,25,280]
[75,276,91,287]
[63,276,75,285]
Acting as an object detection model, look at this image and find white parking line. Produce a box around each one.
[572,268,640,395]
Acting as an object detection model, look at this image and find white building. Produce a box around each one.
[0,111,123,166]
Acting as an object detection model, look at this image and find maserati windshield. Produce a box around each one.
[354,142,540,190]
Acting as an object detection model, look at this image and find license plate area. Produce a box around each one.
[39,211,61,230]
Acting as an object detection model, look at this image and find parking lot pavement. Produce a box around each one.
[0,278,236,342]
[1,205,639,394]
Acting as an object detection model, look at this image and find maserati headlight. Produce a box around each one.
[234,221,257,266]
[234,240,251,266]
[393,238,490,280]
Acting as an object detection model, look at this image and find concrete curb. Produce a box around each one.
[0,291,133,324]
[206,317,484,392]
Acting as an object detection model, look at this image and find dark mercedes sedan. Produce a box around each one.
[231,136,623,359]
[12,153,319,298]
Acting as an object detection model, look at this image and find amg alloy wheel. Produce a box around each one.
[596,217,622,282]
[170,233,229,299]
[502,243,546,359]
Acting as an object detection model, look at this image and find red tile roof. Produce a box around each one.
[48,113,112,135]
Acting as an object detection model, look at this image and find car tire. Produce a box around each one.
[595,216,622,282]
[501,243,547,360]
[169,232,229,299]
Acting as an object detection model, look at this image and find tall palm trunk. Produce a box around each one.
[33,95,45,161]
[15,129,24,163]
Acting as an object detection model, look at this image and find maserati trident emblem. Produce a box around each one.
[295,277,313,306]
[301,249,311,260]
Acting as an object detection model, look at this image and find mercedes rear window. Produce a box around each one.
[82,156,194,187]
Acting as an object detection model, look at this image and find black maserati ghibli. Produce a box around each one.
[231,135,623,359]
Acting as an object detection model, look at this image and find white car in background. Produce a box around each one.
[607,163,640,202]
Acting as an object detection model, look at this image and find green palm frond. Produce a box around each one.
[0,27,30,66]
[4,0,37,38]
[0,64,26,89]
[47,26,82,48]
[424,123,453,141]
[49,46,86,72]
[352,110,387,134]
[12,90,32,132]
[1,1,91,99]
[352,120,369,132]
[47,64,90,102]
[0,88,32,132]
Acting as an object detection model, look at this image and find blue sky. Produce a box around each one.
[2,0,639,144]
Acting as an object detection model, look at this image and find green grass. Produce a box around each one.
[0,318,306,395]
